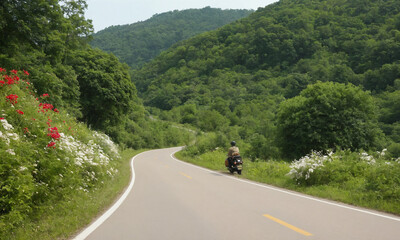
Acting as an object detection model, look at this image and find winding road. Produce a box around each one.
[74,147,400,240]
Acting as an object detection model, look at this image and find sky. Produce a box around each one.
[85,0,279,32]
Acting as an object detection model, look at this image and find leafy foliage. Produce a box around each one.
[68,48,136,129]
[277,81,383,159]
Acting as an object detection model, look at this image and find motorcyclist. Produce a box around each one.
[226,141,240,166]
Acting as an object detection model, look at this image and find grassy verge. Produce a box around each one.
[8,148,144,240]
[175,149,400,216]
[175,150,293,189]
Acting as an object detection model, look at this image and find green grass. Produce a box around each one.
[7,148,143,240]
[176,149,400,216]
[176,150,227,171]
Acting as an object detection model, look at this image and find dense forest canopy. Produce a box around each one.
[132,0,400,159]
[90,7,253,69]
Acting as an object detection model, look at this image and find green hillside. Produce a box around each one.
[133,0,400,159]
[90,7,253,69]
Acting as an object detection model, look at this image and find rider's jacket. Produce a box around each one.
[228,146,240,158]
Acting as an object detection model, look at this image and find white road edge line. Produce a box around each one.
[170,150,400,222]
[73,150,147,240]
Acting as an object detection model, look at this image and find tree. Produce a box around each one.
[196,109,229,132]
[68,48,137,130]
[0,0,92,66]
[277,81,382,159]
[0,0,93,116]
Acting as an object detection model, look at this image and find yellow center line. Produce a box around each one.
[180,172,192,179]
[263,214,313,236]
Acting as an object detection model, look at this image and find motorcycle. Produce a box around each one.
[225,155,243,175]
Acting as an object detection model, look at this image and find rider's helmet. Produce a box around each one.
[231,141,236,146]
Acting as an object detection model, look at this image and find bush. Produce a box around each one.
[287,150,335,185]
[287,148,400,203]
[184,132,226,156]
[388,142,400,158]
[277,81,383,159]
[365,159,400,201]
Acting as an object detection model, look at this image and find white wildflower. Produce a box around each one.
[78,187,89,193]
[6,149,15,155]
[360,152,376,165]
[19,166,27,171]
[287,151,333,182]
[1,119,14,131]
[0,131,6,144]
[7,132,19,141]
[93,131,120,158]
[327,150,334,157]
[380,149,387,157]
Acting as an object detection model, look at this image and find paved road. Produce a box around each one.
[75,147,400,240]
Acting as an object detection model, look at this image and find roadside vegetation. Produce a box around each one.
[177,146,400,215]
[4,147,141,240]
[0,67,143,238]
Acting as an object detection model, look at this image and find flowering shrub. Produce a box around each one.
[0,68,121,234]
[288,149,400,192]
[6,94,18,105]
[16,109,24,115]
[287,151,335,185]
[48,126,61,140]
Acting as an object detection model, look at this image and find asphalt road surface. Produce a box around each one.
[74,147,400,240]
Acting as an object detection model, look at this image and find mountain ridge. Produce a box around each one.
[90,7,254,69]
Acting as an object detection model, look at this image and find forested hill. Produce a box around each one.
[133,0,400,159]
[90,7,253,69]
